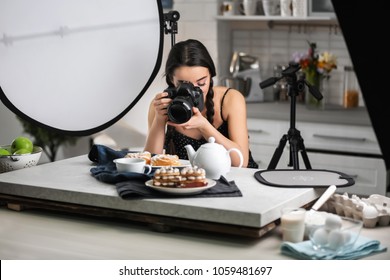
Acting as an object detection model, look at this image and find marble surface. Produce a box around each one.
[0,155,325,228]
[246,102,372,126]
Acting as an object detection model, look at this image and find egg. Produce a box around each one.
[328,229,345,250]
[312,228,329,246]
[325,214,342,231]
[363,205,379,219]
[342,230,352,244]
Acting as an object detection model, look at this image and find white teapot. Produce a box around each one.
[185,136,243,179]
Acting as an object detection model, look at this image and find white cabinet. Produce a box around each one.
[247,118,387,196]
[304,151,386,197]
[248,118,288,169]
[298,122,381,155]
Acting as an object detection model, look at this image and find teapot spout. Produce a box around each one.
[184,144,196,164]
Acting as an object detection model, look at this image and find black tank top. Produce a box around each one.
[164,88,258,169]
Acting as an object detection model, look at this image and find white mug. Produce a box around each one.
[114,158,152,174]
[262,0,279,16]
[280,0,292,16]
[292,0,306,17]
[240,0,258,16]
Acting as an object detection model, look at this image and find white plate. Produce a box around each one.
[145,179,216,195]
[151,159,191,169]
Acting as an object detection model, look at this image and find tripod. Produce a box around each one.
[259,63,323,170]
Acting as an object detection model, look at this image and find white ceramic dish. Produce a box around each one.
[151,159,191,169]
[0,145,43,173]
[145,179,216,195]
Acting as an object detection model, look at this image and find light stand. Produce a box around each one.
[163,11,180,47]
[259,62,323,170]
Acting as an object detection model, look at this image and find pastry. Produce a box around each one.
[151,154,181,166]
[125,151,151,164]
[152,166,207,188]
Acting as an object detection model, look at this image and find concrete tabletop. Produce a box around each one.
[0,155,327,228]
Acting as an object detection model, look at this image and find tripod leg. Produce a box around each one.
[289,136,300,170]
[299,142,312,169]
[267,135,288,170]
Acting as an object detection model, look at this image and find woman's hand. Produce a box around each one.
[153,92,171,122]
[167,107,208,130]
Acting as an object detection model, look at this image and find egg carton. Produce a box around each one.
[319,193,390,228]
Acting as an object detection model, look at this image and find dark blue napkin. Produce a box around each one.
[88,144,152,184]
[88,144,128,166]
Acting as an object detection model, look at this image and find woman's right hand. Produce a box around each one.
[152,91,171,122]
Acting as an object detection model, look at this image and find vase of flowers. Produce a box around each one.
[291,41,337,109]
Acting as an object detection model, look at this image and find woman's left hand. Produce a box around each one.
[167,107,207,130]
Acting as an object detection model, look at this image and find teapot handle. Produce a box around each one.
[228,148,243,168]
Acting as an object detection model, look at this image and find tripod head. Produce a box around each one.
[164,11,180,47]
[260,62,323,101]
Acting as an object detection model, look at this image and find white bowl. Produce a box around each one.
[0,145,43,173]
[309,215,363,253]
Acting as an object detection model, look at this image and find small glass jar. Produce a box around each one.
[343,66,360,108]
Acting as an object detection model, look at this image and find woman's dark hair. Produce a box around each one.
[165,39,216,124]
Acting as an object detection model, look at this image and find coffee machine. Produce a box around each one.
[228,52,264,102]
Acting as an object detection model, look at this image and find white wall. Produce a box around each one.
[1,0,357,160]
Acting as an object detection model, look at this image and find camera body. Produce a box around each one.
[165,82,204,124]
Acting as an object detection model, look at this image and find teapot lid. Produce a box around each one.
[201,137,221,149]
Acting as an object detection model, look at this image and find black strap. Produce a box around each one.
[220,88,231,122]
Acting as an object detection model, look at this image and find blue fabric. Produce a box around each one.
[280,235,387,260]
[88,144,152,184]
[88,144,128,166]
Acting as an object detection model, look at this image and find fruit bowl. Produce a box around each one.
[0,145,43,173]
[309,214,363,254]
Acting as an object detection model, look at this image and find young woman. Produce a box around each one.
[144,39,258,168]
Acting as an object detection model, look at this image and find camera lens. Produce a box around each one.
[167,99,193,124]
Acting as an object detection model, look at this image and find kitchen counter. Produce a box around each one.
[0,206,389,260]
[246,102,372,126]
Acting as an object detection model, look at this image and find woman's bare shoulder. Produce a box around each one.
[215,86,243,97]
[214,86,245,103]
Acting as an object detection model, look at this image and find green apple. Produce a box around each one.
[13,148,32,155]
[0,147,12,156]
[11,136,33,154]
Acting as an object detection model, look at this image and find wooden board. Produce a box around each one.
[0,193,279,238]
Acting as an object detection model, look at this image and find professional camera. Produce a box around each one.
[165,82,204,124]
